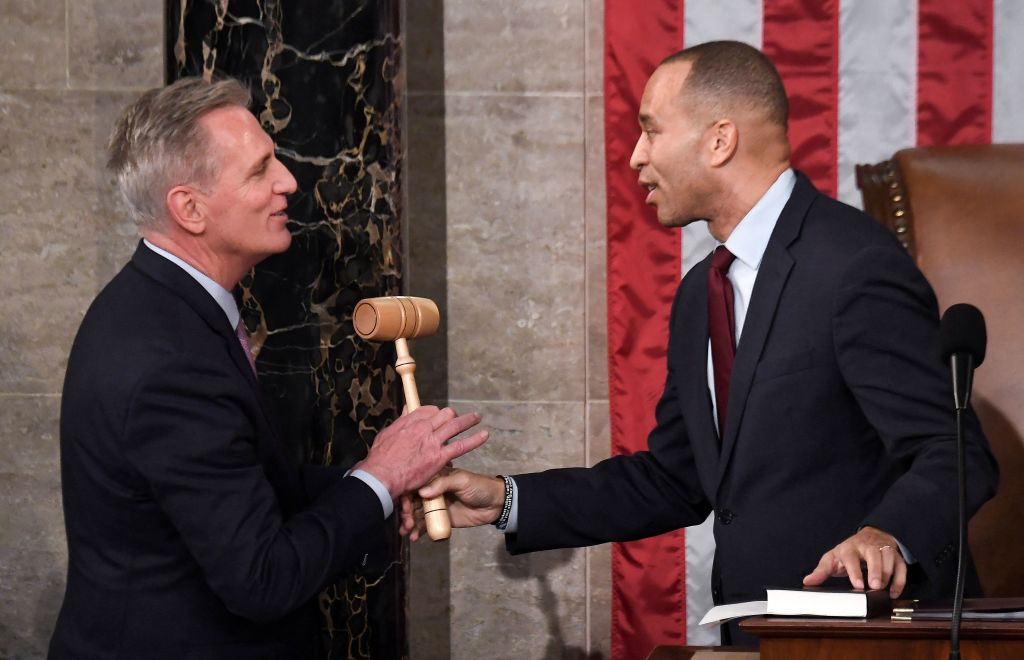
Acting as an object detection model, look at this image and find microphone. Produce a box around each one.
[940,304,986,410]
[938,303,986,660]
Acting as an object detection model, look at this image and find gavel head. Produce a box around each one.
[353,296,440,341]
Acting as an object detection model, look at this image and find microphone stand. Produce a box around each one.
[949,408,967,660]
[948,353,973,660]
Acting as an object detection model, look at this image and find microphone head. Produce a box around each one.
[940,303,987,366]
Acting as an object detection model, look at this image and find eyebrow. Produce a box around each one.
[248,154,272,177]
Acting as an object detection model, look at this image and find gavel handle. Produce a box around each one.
[394,337,452,541]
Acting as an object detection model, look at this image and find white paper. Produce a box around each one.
[699,600,769,627]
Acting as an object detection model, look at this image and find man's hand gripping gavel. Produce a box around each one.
[353,296,478,541]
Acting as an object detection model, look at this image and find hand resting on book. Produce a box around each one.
[802,525,907,598]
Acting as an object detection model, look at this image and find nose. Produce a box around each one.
[273,157,298,195]
[629,133,648,171]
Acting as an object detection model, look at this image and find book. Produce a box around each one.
[766,586,891,618]
[699,587,891,627]
[891,597,1024,622]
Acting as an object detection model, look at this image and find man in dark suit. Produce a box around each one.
[50,77,488,659]
[403,41,998,645]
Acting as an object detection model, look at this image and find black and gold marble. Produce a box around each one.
[167,2,406,657]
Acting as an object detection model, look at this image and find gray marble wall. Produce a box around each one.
[406,1,610,658]
[0,1,163,657]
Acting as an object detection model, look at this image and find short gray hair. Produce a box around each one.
[107,77,252,228]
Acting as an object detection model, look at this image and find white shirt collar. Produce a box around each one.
[143,239,240,328]
[722,168,796,270]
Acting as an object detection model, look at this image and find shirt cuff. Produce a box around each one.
[349,468,393,519]
[894,537,916,564]
[498,477,520,534]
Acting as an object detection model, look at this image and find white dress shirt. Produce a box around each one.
[706,169,796,430]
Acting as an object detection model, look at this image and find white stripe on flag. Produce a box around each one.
[994,0,1024,142]
[684,0,763,49]
[837,0,918,207]
[681,1,763,645]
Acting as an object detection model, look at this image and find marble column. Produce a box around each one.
[168,1,406,657]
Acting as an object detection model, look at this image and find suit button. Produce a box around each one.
[719,509,734,525]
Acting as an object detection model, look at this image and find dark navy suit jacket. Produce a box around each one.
[50,243,387,659]
[508,174,997,637]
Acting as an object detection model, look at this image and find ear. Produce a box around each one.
[165,185,206,236]
[707,119,738,167]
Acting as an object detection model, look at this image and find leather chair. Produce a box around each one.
[857,144,1024,597]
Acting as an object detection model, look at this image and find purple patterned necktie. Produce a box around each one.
[708,246,737,439]
[235,320,257,376]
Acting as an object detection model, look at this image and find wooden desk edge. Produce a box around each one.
[740,615,1024,640]
[647,646,759,659]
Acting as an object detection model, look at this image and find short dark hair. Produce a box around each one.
[661,40,789,129]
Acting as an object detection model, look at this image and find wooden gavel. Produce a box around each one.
[353,296,451,541]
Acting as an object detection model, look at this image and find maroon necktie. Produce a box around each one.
[236,320,258,376]
[708,246,737,439]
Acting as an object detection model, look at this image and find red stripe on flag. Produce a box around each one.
[917,0,993,146]
[605,0,685,656]
[762,0,840,197]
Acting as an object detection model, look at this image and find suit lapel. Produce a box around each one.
[129,242,283,442]
[714,176,817,491]
[674,259,723,493]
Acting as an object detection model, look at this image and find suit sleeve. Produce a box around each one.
[508,291,713,553]
[832,244,998,582]
[301,464,347,501]
[121,351,387,623]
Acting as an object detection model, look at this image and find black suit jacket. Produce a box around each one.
[508,175,997,618]
[50,243,387,659]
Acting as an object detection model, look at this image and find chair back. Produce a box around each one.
[857,144,1024,596]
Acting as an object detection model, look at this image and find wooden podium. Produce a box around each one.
[740,615,1024,659]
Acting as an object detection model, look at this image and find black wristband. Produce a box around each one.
[494,475,513,530]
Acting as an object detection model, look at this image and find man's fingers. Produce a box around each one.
[440,430,489,464]
[876,545,897,590]
[836,546,865,590]
[805,528,907,593]
[428,406,457,430]
[398,495,415,535]
[418,465,481,500]
[433,411,482,442]
[418,471,457,500]
[398,493,428,541]
[801,567,827,586]
[863,545,885,590]
[803,552,838,586]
